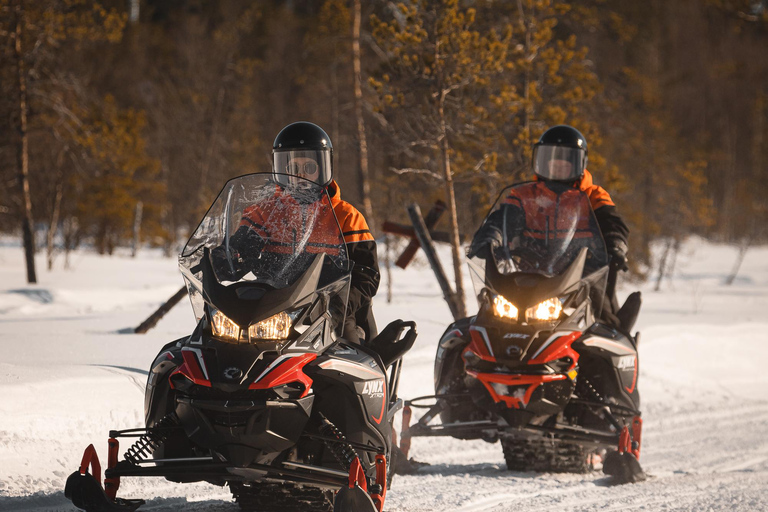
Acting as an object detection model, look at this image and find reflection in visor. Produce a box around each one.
[533,145,586,182]
[273,149,332,186]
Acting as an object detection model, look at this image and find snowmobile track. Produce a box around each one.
[501,437,593,474]
[230,482,334,512]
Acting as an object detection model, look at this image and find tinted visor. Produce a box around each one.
[532,144,586,182]
[273,149,332,187]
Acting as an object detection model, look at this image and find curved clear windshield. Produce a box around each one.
[179,173,349,296]
[480,181,609,276]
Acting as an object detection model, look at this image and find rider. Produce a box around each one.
[468,125,630,326]
[233,121,380,344]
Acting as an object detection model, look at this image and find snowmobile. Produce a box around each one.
[65,173,417,512]
[399,182,645,483]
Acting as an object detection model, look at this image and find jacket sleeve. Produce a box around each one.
[346,240,380,316]
[594,204,629,250]
[341,208,380,317]
[468,204,524,258]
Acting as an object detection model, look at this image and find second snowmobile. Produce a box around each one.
[400,181,645,483]
[64,173,417,512]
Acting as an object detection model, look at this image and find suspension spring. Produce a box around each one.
[317,414,358,471]
[123,414,180,465]
[576,378,623,431]
[577,377,604,403]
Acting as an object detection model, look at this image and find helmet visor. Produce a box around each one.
[533,144,586,182]
[273,149,332,187]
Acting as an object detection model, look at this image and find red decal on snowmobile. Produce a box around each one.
[467,371,568,408]
[528,330,582,366]
[441,329,463,342]
[371,379,387,424]
[170,348,212,388]
[248,353,316,397]
[465,326,494,360]
[625,357,638,394]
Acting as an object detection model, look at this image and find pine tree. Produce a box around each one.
[370,0,511,317]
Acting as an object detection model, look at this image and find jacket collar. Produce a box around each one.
[326,180,342,206]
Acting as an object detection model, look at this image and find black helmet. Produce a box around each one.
[272,122,333,187]
[532,125,588,182]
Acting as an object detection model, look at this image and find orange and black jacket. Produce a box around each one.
[576,170,628,249]
[471,170,629,254]
[326,180,380,321]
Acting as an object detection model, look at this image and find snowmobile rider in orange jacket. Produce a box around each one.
[229,122,379,344]
[468,125,630,324]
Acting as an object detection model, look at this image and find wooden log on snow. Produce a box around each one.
[407,204,461,320]
[134,286,187,334]
[392,200,446,269]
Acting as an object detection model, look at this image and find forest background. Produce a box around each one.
[1,0,766,303]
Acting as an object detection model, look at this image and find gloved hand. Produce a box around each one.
[467,226,502,260]
[608,239,629,272]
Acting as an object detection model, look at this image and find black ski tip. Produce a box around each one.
[602,451,647,484]
[392,445,430,475]
[333,485,377,512]
[65,471,144,512]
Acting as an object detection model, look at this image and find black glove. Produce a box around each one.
[467,226,502,260]
[608,239,629,272]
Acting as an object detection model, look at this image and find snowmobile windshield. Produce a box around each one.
[179,173,349,296]
[478,181,609,277]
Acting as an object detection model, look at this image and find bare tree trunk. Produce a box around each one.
[666,237,682,283]
[353,0,375,230]
[654,238,672,292]
[134,286,187,334]
[199,82,227,208]
[385,234,393,304]
[438,92,466,318]
[129,0,140,24]
[47,175,63,271]
[517,0,532,146]
[725,240,750,286]
[13,0,37,284]
[132,201,143,258]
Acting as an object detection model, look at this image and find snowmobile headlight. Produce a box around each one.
[249,311,293,341]
[492,294,518,321]
[211,309,243,341]
[525,297,563,323]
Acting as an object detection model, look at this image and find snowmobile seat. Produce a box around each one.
[617,291,641,334]
[366,319,417,367]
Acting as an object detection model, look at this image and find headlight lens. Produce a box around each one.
[525,297,563,322]
[492,294,518,321]
[249,311,292,340]
[211,309,242,341]
[210,309,294,342]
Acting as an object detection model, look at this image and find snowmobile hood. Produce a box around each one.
[486,247,588,309]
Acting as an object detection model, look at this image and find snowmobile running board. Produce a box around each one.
[399,395,645,484]
[66,426,389,512]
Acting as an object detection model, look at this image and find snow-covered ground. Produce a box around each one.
[1,237,767,511]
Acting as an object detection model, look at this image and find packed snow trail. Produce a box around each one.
[1,239,767,511]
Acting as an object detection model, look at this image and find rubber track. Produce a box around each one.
[231,482,334,512]
[501,436,593,473]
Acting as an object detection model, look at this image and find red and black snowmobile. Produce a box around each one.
[65,173,416,512]
[400,181,645,483]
